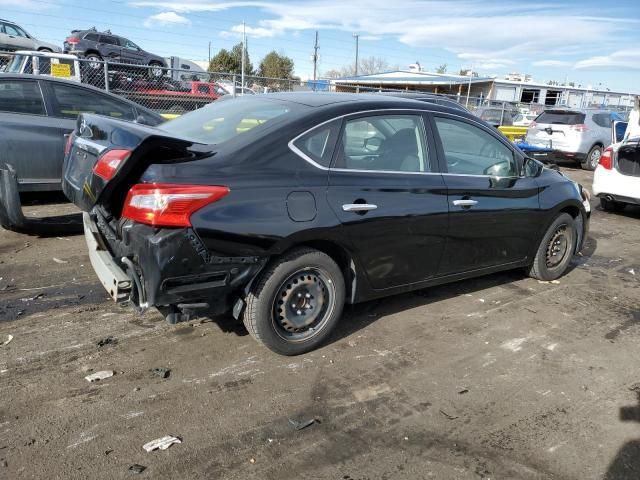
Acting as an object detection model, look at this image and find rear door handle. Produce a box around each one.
[342,203,378,212]
[452,199,478,207]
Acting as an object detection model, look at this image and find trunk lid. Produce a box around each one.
[62,114,211,213]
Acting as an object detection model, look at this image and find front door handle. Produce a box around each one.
[452,199,478,207]
[342,203,378,212]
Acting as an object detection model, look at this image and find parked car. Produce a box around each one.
[593,98,640,212]
[0,74,164,191]
[63,28,166,77]
[525,108,625,170]
[378,92,469,112]
[513,113,538,127]
[131,80,227,112]
[62,93,590,355]
[473,106,515,127]
[0,19,61,53]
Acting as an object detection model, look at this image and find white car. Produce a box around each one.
[513,113,538,126]
[592,98,640,212]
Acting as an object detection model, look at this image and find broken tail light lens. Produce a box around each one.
[92,149,132,181]
[122,184,230,227]
[599,147,613,170]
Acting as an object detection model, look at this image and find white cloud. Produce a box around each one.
[532,60,572,67]
[221,24,278,38]
[360,35,382,41]
[130,0,640,71]
[144,11,191,28]
[574,49,640,70]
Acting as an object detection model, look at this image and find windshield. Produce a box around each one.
[159,97,298,144]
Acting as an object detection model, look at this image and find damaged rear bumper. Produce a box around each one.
[84,208,267,314]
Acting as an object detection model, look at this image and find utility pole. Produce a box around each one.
[353,33,359,76]
[241,21,246,91]
[208,41,211,64]
[312,31,319,90]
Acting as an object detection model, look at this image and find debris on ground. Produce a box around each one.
[128,464,146,474]
[538,280,561,285]
[629,269,636,276]
[52,257,68,264]
[288,417,318,430]
[458,388,469,395]
[150,368,171,379]
[439,409,459,420]
[96,336,118,348]
[85,370,114,382]
[1,335,13,346]
[21,293,44,302]
[142,435,181,452]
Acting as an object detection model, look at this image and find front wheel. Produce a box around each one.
[242,248,345,355]
[527,213,577,281]
[581,145,602,171]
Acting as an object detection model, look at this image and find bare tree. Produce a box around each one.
[358,56,390,75]
[436,64,447,74]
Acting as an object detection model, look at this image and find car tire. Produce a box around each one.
[86,53,103,70]
[600,197,626,212]
[37,48,52,53]
[581,145,603,171]
[243,248,345,355]
[527,213,577,281]
[149,62,164,78]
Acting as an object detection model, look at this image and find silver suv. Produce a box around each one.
[0,19,61,53]
[525,108,623,170]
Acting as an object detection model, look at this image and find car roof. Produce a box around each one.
[255,91,457,108]
[0,73,162,118]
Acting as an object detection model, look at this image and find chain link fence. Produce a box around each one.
[0,51,301,115]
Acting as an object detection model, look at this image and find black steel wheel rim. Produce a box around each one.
[271,268,336,342]
[546,224,570,268]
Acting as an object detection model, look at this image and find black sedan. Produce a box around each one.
[62,93,590,355]
[0,74,164,191]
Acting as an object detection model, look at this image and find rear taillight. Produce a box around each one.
[122,184,230,227]
[571,124,588,132]
[64,133,75,157]
[529,121,537,129]
[92,149,131,181]
[66,37,80,45]
[599,147,613,170]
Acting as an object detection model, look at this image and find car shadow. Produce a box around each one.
[603,391,640,479]
[597,204,640,220]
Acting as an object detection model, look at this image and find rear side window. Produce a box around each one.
[592,113,611,128]
[292,120,341,167]
[84,33,99,41]
[536,111,586,125]
[0,80,45,115]
[99,35,119,45]
[49,83,135,120]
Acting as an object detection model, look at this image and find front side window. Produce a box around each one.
[0,80,45,115]
[50,83,135,120]
[335,114,429,172]
[434,116,516,177]
[123,39,139,50]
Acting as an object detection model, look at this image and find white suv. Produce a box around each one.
[526,108,625,171]
[592,99,640,212]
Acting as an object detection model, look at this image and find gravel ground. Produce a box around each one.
[1,167,639,479]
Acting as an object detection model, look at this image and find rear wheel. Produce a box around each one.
[581,145,602,171]
[149,62,164,78]
[600,197,626,212]
[527,213,577,281]
[86,53,103,70]
[243,248,345,355]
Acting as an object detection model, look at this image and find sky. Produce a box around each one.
[2,0,639,92]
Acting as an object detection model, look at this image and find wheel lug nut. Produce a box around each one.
[296,310,302,315]
[305,293,311,298]
[297,293,302,297]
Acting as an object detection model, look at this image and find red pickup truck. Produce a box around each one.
[123,81,228,112]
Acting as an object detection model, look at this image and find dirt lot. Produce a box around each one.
[1,167,639,479]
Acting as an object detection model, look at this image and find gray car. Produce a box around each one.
[0,74,164,191]
[0,19,61,53]
[525,108,624,170]
[63,28,166,77]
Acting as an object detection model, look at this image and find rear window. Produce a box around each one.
[160,97,298,144]
[536,111,586,125]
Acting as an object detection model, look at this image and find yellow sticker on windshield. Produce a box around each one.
[51,63,72,78]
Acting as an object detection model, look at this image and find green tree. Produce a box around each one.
[258,51,295,87]
[231,42,254,75]
[436,63,447,74]
[208,48,238,74]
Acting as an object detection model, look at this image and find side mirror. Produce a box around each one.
[522,156,544,177]
[135,115,147,125]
